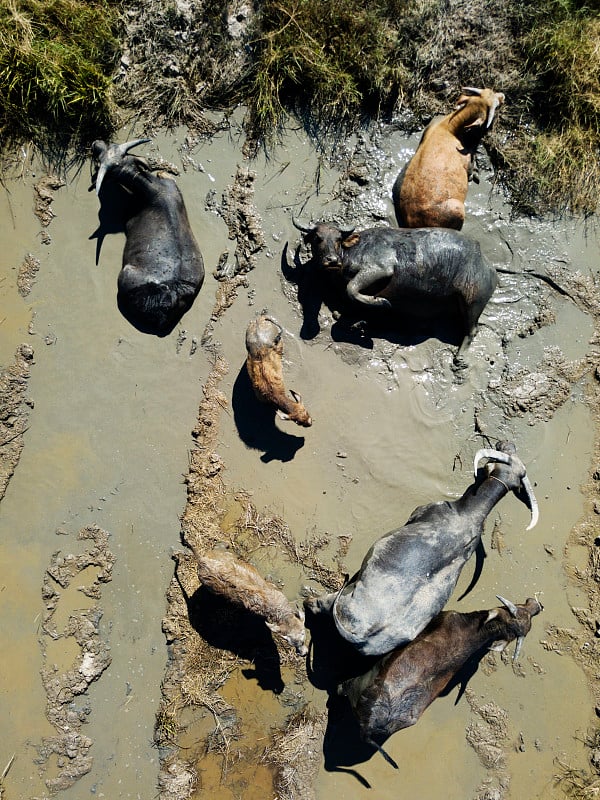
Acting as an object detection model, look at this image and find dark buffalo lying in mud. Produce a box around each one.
[339,595,542,768]
[91,139,204,336]
[305,442,538,657]
[293,220,497,368]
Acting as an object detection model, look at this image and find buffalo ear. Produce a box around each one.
[295,604,305,622]
[489,639,509,652]
[342,233,360,248]
[484,609,499,623]
[289,389,302,404]
[276,409,290,421]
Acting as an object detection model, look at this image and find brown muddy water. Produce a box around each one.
[0,115,598,800]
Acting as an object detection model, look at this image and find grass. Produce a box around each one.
[511,1,600,214]
[0,0,121,152]
[246,0,409,139]
[0,0,598,215]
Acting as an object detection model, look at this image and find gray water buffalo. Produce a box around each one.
[245,311,312,426]
[305,441,538,657]
[393,87,505,230]
[340,595,542,768]
[293,220,497,367]
[91,139,204,336]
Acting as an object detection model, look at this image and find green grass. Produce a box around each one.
[0,0,121,151]
[246,0,409,139]
[514,2,600,213]
[0,0,598,215]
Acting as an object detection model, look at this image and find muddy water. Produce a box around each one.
[0,118,598,800]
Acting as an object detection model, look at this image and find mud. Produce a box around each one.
[0,344,33,499]
[0,116,599,800]
[37,525,115,793]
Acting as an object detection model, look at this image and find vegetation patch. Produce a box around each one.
[1,0,598,214]
[0,0,120,154]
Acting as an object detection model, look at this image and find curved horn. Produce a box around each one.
[95,162,108,196]
[118,137,151,156]
[461,86,483,96]
[513,636,525,661]
[521,474,539,530]
[485,95,504,129]
[496,595,518,617]
[473,448,512,477]
[292,216,314,234]
[95,138,151,195]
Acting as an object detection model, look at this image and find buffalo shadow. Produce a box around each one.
[175,556,286,694]
[88,173,135,266]
[232,362,306,463]
[281,242,468,351]
[303,602,381,785]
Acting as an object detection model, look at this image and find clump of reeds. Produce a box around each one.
[246,0,410,140]
[0,0,120,152]
[515,6,600,214]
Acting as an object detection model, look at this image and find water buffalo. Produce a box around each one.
[189,544,308,656]
[305,441,538,656]
[245,310,312,426]
[91,139,204,336]
[340,595,542,768]
[393,87,505,230]
[293,220,497,368]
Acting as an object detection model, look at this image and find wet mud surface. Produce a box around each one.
[0,116,599,799]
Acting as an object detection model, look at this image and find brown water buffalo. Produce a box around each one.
[190,544,308,656]
[393,87,505,230]
[340,595,542,768]
[245,311,312,426]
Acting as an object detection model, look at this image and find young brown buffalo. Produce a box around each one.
[190,544,308,656]
[245,311,312,427]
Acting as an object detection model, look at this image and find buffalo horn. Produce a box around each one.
[513,636,525,661]
[461,86,483,96]
[485,94,504,129]
[496,595,518,617]
[340,226,356,238]
[95,138,151,195]
[521,474,539,530]
[292,216,314,234]
[118,137,151,156]
[473,448,512,477]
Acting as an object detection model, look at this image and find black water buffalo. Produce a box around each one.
[293,220,497,368]
[340,595,542,768]
[305,442,538,657]
[92,139,204,336]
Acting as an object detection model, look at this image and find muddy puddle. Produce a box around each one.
[0,114,599,799]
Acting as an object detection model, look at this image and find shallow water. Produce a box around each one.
[0,118,598,799]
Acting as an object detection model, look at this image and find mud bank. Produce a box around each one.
[0,116,599,800]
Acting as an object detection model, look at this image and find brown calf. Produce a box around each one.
[190,545,308,656]
[393,87,505,230]
[245,311,312,427]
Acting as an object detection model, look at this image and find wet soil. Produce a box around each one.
[0,116,599,800]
